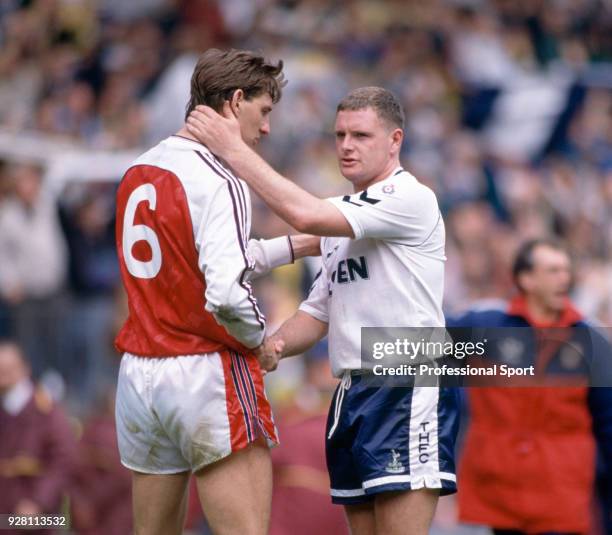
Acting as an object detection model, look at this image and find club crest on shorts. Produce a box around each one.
[385,449,405,474]
[382,184,395,194]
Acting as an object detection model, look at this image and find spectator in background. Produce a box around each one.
[0,164,68,380]
[448,239,612,534]
[270,341,348,535]
[59,184,120,411]
[70,387,132,535]
[0,339,76,532]
[0,160,12,338]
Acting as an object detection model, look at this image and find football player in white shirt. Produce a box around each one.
[187,86,460,535]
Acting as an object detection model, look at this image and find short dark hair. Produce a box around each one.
[185,48,286,120]
[336,86,405,130]
[512,238,568,292]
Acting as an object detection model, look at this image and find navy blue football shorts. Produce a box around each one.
[326,372,460,505]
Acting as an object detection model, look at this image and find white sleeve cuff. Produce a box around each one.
[243,328,265,349]
[246,236,293,280]
[259,236,294,268]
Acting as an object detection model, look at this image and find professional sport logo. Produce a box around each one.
[385,449,405,474]
[382,184,395,194]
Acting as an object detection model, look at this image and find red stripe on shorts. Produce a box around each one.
[230,352,255,442]
[244,355,279,443]
[220,349,248,451]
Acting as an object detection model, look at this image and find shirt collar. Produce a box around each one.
[169,134,209,151]
[507,295,583,327]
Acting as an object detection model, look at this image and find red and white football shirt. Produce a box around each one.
[115,135,286,357]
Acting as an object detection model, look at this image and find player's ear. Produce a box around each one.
[391,128,403,152]
[229,89,244,116]
[517,272,532,294]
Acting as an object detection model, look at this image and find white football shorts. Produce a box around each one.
[115,349,278,474]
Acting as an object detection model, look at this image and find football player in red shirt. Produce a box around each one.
[115,49,318,535]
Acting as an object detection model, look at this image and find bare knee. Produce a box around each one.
[375,489,439,535]
[132,471,189,535]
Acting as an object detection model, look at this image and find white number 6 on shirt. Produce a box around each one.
[123,183,162,279]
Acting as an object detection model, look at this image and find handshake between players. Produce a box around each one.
[254,335,285,372]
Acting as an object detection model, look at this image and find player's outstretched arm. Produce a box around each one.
[289,234,322,258]
[246,234,321,280]
[270,310,328,359]
[186,104,353,238]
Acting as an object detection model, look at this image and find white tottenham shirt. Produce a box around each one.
[299,167,446,377]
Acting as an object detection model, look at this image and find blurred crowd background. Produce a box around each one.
[0,0,610,533]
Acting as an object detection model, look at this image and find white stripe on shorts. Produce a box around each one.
[330,487,367,497]
[408,386,441,488]
[362,471,456,490]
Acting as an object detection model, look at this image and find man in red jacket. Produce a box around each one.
[449,239,612,534]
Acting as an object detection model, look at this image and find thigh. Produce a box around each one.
[132,470,190,535]
[194,440,272,535]
[374,488,439,535]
